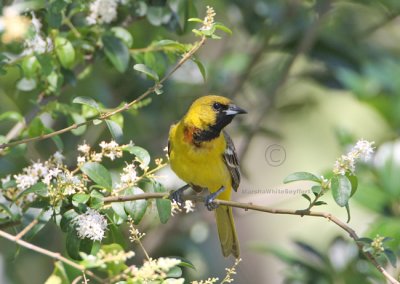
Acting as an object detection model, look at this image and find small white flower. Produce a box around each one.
[156,257,181,271]
[14,173,38,190]
[22,13,53,55]
[77,156,86,164]
[184,200,195,213]
[73,208,107,241]
[43,167,61,185]
[87,0,119,25]
[352,139,375,161]
[100,140,122,160]
[91,152,103,162]
[120,163,137,185]
[171,200,182,216]
[58,171,84,195]
[78,143,91,154]
[31,162,49,178]
[333,139,375,175]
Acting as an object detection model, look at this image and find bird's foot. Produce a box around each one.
[169,184,190,208]
[204,186,225,211]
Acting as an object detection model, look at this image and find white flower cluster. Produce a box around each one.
[13,152,65,191]
[73,208,107,241]
[23,13,53,55]
[200,6,216,31]
[171,200,195,216]
[87,0,120,25]
[130,257,183,283]
[333,139,375,175]
[100,140,123,160]
[77,140,131,165]
[114,163,138,191]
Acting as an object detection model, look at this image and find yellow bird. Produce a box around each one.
[168,95,246,258]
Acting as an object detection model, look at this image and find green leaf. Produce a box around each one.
[283,172,320,184]
[302,194,311,203]
[167,266,182,278]
[192,58,206,82]
[66,228,82,260]
[22,56,40,78]
[174,256,196,270]
[72,96,100,111]
[154,182,171,224]
[346,174,358,197]
[123,187,148,224]
[89,190,104,210]
[0,111,23,122]
[314,201,327,206]
[18,182,48,198]
[357,237,373,245]
[60,209,79,232]
[384,249,397,268]
[103,35,130,73]
[81,162,112,190]
[47,0,67,28]
[345,203,351,223]
[123,145,150,168]
[188,18,203,23]
[133,64,159,81]
[214,23,233,35]
[55,37,76,68]
[331,175,352,207]
[36,54,53,76]
[17,77,36,91]
[111,27,133,48]
[112,202,128,220]
[105,120,123,142]
[72,193,90,207]
[311,185,322,196]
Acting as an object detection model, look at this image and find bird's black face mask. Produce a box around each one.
[193,102,247,143]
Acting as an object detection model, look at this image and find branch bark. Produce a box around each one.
[103,192,400,284]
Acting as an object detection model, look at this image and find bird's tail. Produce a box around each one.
[215,205,240,258]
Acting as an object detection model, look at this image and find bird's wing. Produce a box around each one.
[222,131,241,191]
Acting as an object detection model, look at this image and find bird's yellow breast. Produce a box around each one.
[169,123,232,197]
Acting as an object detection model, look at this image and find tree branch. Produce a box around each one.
[0,36,206,150]
[0,229,104,283]
[103,192,399,284]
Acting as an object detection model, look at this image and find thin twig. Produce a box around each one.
[15,218,38,240]
[103,192,399,284]
[0,230,104,283]
[0,36,206,150]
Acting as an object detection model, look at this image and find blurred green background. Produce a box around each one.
[1,0,400,283]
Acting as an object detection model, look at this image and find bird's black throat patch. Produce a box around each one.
[192,112,234,145]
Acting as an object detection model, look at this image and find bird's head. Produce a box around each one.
[183,95,246,138]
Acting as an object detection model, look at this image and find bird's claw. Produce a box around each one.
[169,190,184,207]
[205,195,219,211]
[169,184,190,209]
[204,186,225,211]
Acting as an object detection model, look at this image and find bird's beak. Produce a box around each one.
[224,104,247,116]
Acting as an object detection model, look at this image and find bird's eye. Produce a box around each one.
[212,102,223,111]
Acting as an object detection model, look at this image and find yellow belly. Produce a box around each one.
[169,124,232,198]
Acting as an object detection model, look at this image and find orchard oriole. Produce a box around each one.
[168,95,246,258]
